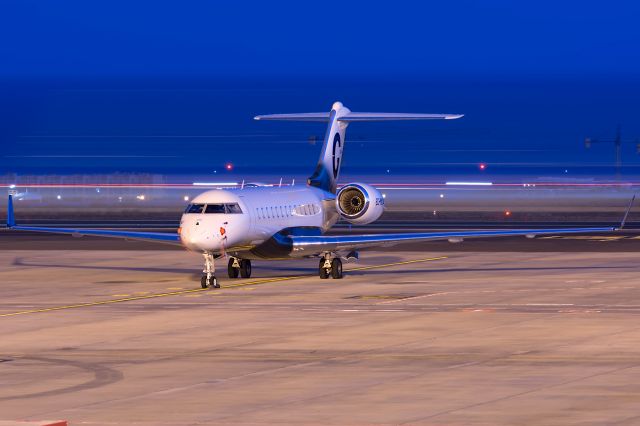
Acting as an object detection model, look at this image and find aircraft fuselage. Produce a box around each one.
[179,186,339,259]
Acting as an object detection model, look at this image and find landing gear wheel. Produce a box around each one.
[201,275,219,288]
[331,258,343,279]
[319,258,330,279]
[227,258,239,278]
[240,259,252,278]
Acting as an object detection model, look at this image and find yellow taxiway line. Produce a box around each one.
[0,256,447,318]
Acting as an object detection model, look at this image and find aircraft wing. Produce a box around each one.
[291,195,635,255]
[8,225,181,245]
[5,195,181,245]
[290,227,617,255]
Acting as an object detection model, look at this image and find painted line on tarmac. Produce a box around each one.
[0,256,447,318]
[222,256,448,290]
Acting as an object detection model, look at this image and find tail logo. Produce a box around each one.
[332,133,342,178]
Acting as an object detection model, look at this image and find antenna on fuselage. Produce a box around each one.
[279,178,283,188]
[241,179,245,190]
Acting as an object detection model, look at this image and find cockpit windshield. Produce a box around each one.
[184,203,243,214]
[225,203,243,214]
[205,204,225,214]
[185,204,205,214]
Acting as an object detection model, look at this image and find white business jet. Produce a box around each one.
[6,102,622,288]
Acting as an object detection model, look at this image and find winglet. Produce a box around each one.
[7,195,15,228]
[619,194,635,230]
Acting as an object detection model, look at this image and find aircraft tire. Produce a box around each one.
[331,258,343,279]
[240,259,252,278]
[201,275,219,288]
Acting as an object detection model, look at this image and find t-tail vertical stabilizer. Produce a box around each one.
[307,101,350,193]
[254,102,463,194]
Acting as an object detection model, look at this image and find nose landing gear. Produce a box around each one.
[201,252,220,288]
[319,254,343,279]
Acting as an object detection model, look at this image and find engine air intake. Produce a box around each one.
[338,187,367,217]
[336,183,384,224]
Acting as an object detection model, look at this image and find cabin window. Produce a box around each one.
[185,204,205,214]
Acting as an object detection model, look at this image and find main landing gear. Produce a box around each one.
[319,254,343,279]
[227,257,252,279]
[201,252,219,289]
[201,254,252,289]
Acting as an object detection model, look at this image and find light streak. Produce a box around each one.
[445,182,493,186]
[192,182,239,186]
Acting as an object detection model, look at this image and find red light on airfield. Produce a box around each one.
[225,163,233,171]
[479,163,487,171]
[504,210,512,217]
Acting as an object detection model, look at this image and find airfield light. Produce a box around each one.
[505,210,512,217]
[136,194,146,201]
[479,163,487,171]
[9,184,16,189]
[56,195,62,200]
[382,193,386,199]
[184,195,190,201]
[225,163,233,171]
[439,193,444,198]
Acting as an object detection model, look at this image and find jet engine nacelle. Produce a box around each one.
[336,183,385,225]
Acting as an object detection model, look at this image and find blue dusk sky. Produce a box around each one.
[2,1,640,179]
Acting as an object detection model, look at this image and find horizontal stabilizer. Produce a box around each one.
[254,112,330,122]
[338,112,463,122]
[254,112,463,122]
